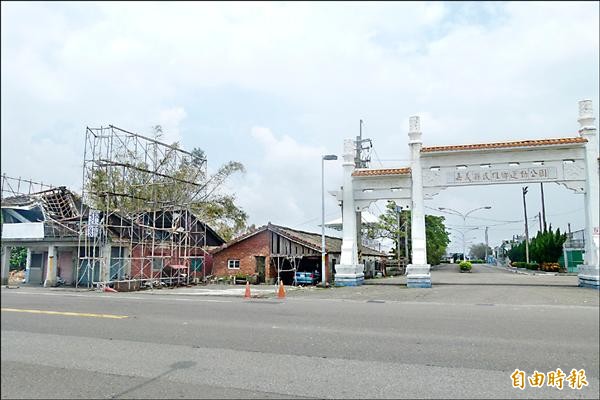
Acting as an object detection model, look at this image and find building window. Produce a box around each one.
[190,257,204,272]
[228,259,240,269]
[152,257,164,271]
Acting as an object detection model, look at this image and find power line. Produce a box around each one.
[371,146,385,168]
[291,210,340,229]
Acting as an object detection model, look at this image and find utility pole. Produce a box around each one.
[522,186,530,264]
[485,226,489,262]
[354,119,372,169]
[540,182,547,231]
[538,212,542,233]
[396,205,402,269]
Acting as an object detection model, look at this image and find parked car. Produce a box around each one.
[295,270,320,285]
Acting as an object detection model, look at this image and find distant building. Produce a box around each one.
[211,223,387,285]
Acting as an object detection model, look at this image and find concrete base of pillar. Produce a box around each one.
[578,264,600,289]
[334,264,365,286]
[406,264,431,288]
[43,279,57,288]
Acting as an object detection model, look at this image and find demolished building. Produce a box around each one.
[1,125,225,289]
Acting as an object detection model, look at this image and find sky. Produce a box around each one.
[1,1,598,253]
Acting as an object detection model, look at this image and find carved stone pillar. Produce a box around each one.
[335,139,365,286]
[578,99,600,288]
[406,116,431,288]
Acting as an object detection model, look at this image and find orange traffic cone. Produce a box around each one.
[103,286,117,293]
[277,280,286,299]
[244,281,251,299]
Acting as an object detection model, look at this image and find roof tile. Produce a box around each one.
[421,137,587,153]
[352,168,411,177]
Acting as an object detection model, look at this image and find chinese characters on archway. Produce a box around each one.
[451,167,557,184]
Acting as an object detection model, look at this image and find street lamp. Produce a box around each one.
[448,227,480,261]
[439,206,492,260]
[321,154,338,286]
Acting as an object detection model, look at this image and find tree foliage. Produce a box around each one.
[86,125,248,241]
[507,226,567,264]
[371,201,450,265]
[10,247,27,269]
[469,243,492,260]
[529,226,567,264]
[507,240,526,263]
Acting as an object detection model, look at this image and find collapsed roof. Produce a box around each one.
[1,186,84,222]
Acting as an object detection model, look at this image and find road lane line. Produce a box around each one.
[7,291,232,302]
[1,308,128,319]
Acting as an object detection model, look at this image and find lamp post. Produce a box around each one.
[448,227,480,261]
[522,186,530,264]
[439,206,492,261]
[322,154,338,286]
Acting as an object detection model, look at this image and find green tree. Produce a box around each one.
[469,243,492,260]
[507,240,526,262]
[10,247,27,270]
[529,226,567,264]
[372,201,450,265]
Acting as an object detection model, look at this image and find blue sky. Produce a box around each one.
[1,1,598,252]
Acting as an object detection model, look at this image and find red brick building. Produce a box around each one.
[212,223,386,284]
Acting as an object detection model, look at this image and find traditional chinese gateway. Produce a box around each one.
[332,100,599,289]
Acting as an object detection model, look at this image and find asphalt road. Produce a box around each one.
[2,265,598,399]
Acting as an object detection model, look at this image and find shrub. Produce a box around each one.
[459,261,472,272]
[512,262,539,270]
[540,262,560,272]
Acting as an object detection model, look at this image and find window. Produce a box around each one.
[190,257,204,273]
[152,257,165,271]
[228,259,240,269]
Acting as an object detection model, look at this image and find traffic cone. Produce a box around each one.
[244,281,251,299]
[103,286,117,293]
[277,280,286,299]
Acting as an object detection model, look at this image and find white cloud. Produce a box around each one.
[229,126,341,230]
[157,107,187,145]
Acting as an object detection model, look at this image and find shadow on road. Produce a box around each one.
[111,361,196,399]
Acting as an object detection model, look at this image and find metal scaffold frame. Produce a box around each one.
[1,174,55,199]
[77,125,208,289]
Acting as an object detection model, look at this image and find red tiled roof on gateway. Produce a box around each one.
[421,137,587,153]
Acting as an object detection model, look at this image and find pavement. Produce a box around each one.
[1,263,598,399]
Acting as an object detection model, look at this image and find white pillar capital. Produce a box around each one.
[408,116,423,144]
[578,99,596,133]
[343,139,355,164]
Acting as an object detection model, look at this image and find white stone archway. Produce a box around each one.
[334,100,599,289]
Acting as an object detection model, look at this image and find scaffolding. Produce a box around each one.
[77,125,208,289]
[1,174,55,199]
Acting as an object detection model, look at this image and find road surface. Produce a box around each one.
[2,264,598,398]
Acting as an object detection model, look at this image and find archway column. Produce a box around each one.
[578,100,600,288]
[335,139,365,286]
[406,116,431,288]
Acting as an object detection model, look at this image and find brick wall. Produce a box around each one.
[212,230,270,278]
[129,244,208,279]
